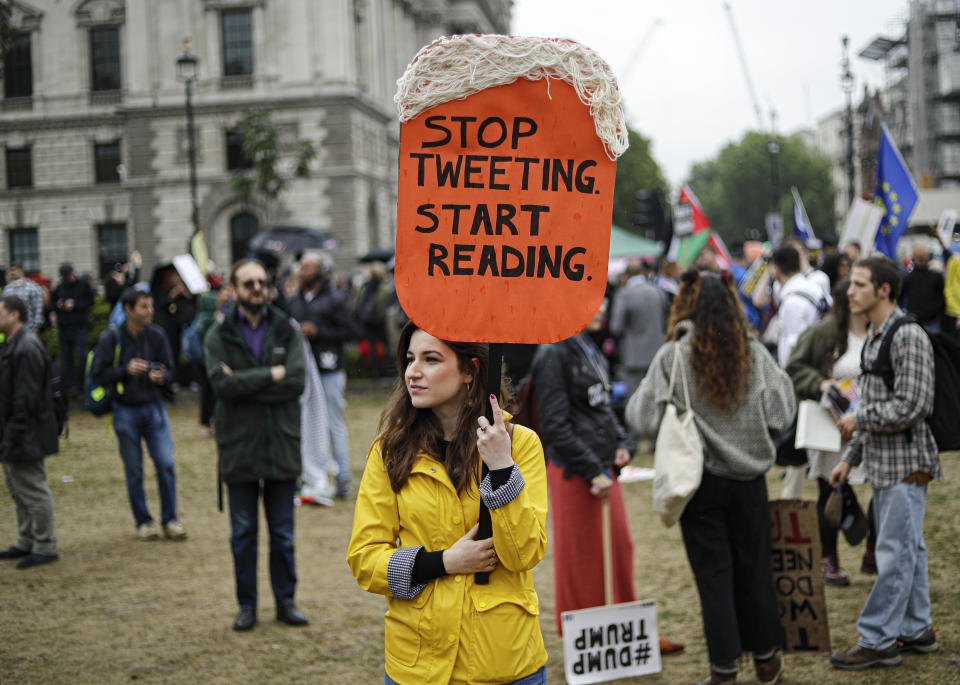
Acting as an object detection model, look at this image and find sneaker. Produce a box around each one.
[898,628,939,654]
[163,520,187,540]
[335,481,350,499]
[830,644,902,670]
[16,553,59,570]
[754,651,784,684]
[822,556,851,586]
[137,522,160,540]
[0,545,29,559]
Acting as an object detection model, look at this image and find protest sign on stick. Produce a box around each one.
[395,35,626,344]
[559,499,661,684]
[394,34,628,584]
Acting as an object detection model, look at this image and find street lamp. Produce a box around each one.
[176,39,200,240]
[840,35,856,208]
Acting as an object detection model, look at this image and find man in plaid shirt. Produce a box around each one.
[830,256,942,671]
[1,263,45,331]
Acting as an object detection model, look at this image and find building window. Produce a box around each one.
[8,228,39,274]
[94,140,121,183]
[230,212,259,264]
[97,223,127,277]
[221,9,253,77]
[6,146,33,188]
[225,129,252,171]
[90,26,121,91]
[4,32,33,99]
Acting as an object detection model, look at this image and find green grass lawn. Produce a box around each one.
[0,384,958,684]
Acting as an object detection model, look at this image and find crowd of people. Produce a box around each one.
[0,229,952,683]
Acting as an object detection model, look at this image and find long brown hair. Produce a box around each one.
[823,277,852,367]
[666,269,752,412]
[378,322,494,494]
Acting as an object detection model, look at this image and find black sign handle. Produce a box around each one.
[475,342,503,585]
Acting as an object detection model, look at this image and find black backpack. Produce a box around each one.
[46,356,69,438]
[861,314,960,452]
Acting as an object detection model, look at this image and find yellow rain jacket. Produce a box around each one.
[347,423,548,685]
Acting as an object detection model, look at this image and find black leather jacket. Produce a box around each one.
[0,328,59,461]
[530,335,635,482]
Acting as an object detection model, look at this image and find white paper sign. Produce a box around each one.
[840,199,884,256]
[795,400,841,452]
[171,254,210,295]
[937,210,957,247]
[562,599,661,684]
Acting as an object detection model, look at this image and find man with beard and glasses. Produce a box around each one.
[204,259,308,632]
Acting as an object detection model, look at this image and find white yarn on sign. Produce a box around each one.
[395,34,629,161]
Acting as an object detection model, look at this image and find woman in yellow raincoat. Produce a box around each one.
[347,322,548,685]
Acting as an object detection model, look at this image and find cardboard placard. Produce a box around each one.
[395,77,616,343]
[561,600,661,684]
[770,500,831,654]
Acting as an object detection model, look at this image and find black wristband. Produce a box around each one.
[489,465,514,490]
[411,548,447,584]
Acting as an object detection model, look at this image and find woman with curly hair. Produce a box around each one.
[347,321,548,685]
[626,269,796,685]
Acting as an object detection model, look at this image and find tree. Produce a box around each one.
[229,109,316,204]
[685,131,835,246]
[612,126,669,232]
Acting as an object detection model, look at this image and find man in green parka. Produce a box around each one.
[204,259,307,632]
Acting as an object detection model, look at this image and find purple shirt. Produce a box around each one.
[236,307,269,361]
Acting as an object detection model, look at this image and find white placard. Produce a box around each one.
[171,254,210,295]
[840,199,884,256]
[794,400,841,452]
[562,599,660,684]
[673,203,693,236]
[937,210,957,247]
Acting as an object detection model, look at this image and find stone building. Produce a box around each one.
[0,0,511,279]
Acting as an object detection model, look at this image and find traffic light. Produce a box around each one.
[633,190,672,244]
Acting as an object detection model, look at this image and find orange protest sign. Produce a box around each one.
[396,76,617,344]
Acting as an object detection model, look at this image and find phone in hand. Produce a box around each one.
[826,385,850,413]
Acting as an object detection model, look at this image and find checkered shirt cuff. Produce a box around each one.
[479,464,525,510]
[387,546,428,600]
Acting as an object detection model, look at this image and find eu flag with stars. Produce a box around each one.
[873,126,918,259]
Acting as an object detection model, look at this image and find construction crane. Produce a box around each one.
[620,18,664,86]
[723,2,765,130]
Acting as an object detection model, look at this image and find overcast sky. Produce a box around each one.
[512,0,911,187]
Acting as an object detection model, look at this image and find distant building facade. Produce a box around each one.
[860,0,960,190]
[0,0,510,278]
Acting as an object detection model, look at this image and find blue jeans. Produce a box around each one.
[227,479,298,609]
[385,665,546,685]
[857,481,932,650]
[320,369,350,485]
[112,402,178,526]
[59,326,87,391]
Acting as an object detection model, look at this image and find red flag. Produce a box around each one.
[677,184,731,269]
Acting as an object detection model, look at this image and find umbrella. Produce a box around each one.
[358,247,395,263]
[247,225,339,255]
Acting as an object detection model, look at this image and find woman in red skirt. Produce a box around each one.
[530,302,684,654]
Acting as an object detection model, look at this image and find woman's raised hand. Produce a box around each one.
[476,395,515,470]
[442,523,498,574]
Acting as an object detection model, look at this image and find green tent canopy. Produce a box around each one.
[608,224,663,258]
